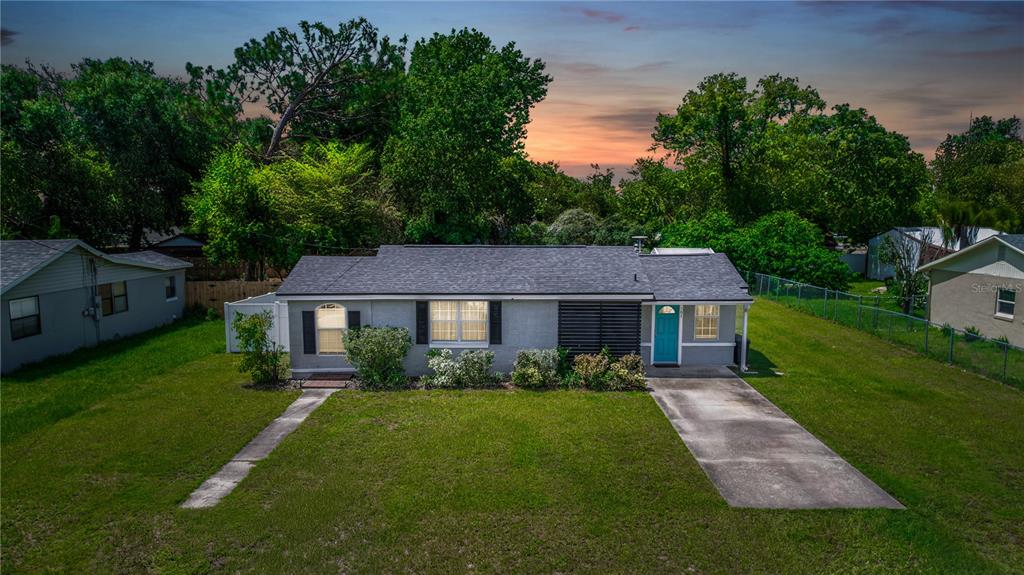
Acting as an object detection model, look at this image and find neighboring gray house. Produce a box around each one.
[919,234,1023,348]
[1,240,191,374]
[276,245,753,377]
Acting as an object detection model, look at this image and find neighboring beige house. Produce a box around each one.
[919,234,1023,347]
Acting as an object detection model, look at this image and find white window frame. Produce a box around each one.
[316,303,347,355]
[694,304,720,340]
[429,300,488,348]
[995,288,1016,320]
[9,295,41,340]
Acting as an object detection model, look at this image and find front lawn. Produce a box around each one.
[2,303,1022,573]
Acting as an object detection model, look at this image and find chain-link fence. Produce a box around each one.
[742,270,1023,388]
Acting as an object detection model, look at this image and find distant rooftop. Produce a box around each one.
[651,247,715,255]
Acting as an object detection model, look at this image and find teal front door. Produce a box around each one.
[653,305,679,364]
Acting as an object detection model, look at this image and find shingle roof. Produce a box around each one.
[639,253,752,301]
[277,245,752,301]
[998,234,1024,253]
[0,240,81,292]
[107,250,193,269]
[1,239,191,294]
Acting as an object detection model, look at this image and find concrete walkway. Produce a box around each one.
[181,389,337,509]
[649,368,903,509]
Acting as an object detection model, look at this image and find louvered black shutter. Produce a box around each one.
[557,302,640,358]
[489,301,502,344]
[348,310,361,330]
[415,301,428,344]
[302,310,316,354]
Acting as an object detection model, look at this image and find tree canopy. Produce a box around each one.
[2,18,1006,286]
[381,28,550,243]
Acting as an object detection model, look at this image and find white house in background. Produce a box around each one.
[866,227,1004,280]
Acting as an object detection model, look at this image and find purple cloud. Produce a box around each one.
[581,8,625,23]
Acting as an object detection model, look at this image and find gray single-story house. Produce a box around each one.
[919,234,1023,347]
[276,245,753,377]
[1,239,191,374]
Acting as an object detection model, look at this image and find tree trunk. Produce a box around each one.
[264,98,301,160]
[128,222,144,251]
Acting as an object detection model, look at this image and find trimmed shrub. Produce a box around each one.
[423,348,500,389]
[343,326,412,390]
[233,311,288,386]
[573,352,611,390]
[608,353,647,391]
[571,350,648,391]
[511,349,560,389]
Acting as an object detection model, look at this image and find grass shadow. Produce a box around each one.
[2,317,227,443]
[738,346,782,379]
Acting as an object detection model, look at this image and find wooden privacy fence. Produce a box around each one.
[186,280,282,316]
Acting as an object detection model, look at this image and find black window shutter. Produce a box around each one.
[489,301,502,344]
[302,310,316,354]
[348,310,361,330]
[415,301,428,344]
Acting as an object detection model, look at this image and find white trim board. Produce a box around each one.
[682,342,735,347]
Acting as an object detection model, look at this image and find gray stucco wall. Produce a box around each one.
[1,269,186,374]
[640,303,741,367]
[930,270,1023,347]
[288,299,558,376]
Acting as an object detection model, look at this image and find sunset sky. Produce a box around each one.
[3,1,1022,177]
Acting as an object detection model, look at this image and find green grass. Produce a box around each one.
[756,284,1022,387]
[2,303,1023,573]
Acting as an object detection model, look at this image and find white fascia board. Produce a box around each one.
[276,293,655,302]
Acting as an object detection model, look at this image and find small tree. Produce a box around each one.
[233,311,287,386]
[879,231,931,314]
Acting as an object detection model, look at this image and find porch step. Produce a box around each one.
[300,373,354,389]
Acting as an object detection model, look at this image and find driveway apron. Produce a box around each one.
[649,369,903,509]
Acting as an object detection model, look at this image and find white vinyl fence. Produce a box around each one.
[224,293,290,353]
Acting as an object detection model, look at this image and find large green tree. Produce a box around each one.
[932,116,1024,241]
[190,19,407,160]
[799,105,929,244]
[67,58,223,248]
[653,73,824,222]
[189,142,402,278]
[1,61,218,247]
[382,28,550,243]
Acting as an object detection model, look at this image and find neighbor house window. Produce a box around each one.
[430,301,487,343]
[996,288,1016,319]
[99,281,128,316]
[9,296,41,340]
[316,304,347,354]
[694,304,720,339]
[165,276,177,300]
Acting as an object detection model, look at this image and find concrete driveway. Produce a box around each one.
[649,368,903,509]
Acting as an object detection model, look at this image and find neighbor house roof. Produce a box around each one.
[277,245,751,302]
[1,239,191,295]
[918,234,1024,273]
[877,227,1004,251]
